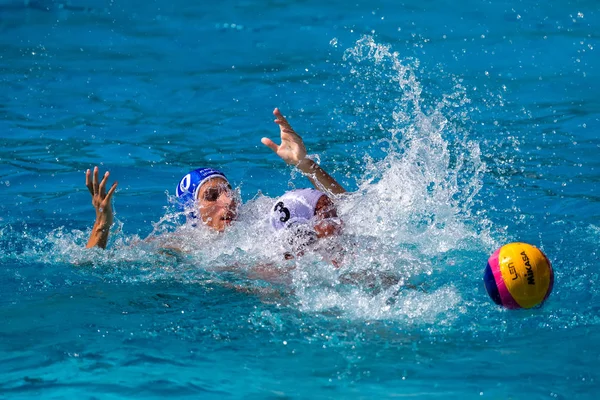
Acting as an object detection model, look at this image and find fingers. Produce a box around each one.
[98,171,110,197]
[93,166,100,195]
[86,169,94,195]
[105,181,118,201]
[275,116,292,129]
[87,167,115,199]
[275,119,292,129]
[273,107,289,125]
[273,108,297,136]
[276,119,297,138]
[261,137,279,153]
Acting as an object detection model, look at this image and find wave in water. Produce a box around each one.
[3,36,503,329]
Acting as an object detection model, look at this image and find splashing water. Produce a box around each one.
[273,36,493,323]
[2,36,495,329]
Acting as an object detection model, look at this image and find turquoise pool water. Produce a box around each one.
[1,0,599,398]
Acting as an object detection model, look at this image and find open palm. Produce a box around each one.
[261,108,307,166]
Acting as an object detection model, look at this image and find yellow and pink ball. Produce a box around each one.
[484,242,554,309]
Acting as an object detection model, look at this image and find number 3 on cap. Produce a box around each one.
[274,202,290,223]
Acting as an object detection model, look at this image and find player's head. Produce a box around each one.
[270,188,342,253]
[176,168,238,232]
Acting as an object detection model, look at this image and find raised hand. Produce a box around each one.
[85,166,118,249]
[261,108,307,166]
[261,108,346,196]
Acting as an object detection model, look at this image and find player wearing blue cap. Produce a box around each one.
[174,167,237,232]
[85,165,237,249]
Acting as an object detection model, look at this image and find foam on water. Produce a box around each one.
[1,1,599,396]
[11,37,597,338]
[0,36,522,329]
[281,37,492,323]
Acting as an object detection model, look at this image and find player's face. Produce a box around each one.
[196,177,237,232]
[313,195,342,238]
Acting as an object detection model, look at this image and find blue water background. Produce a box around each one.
[1,0,599,398]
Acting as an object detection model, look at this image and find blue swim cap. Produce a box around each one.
[176,168,228,206]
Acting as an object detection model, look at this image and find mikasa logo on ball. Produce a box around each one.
[520,251,535,285]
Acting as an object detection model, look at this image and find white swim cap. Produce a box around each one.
[270,188,326,231]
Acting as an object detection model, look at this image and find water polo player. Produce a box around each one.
[270,188,343,261]
[175,167,238,232]
[85,166,237,249]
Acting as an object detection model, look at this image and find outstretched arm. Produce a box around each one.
[85,166,118,249]
[261,108,346,196]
